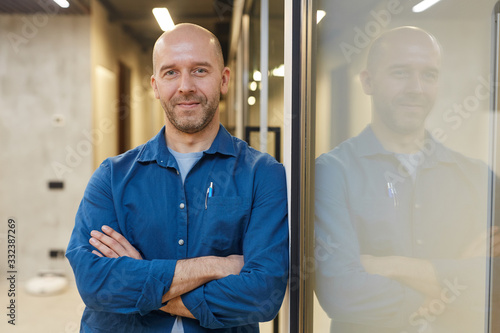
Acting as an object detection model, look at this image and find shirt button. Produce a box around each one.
[178,239,185,246]
[414,203,421,209]
[179,203,185,209]
[416,239,423,245]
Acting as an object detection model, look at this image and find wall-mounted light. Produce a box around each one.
[53,0,69,8]
[272,64,285,77]
[153,8,175,31]
[253,71,262,82]
[249,81,258,91]
[317,10,326,24]
[412,0,442,13]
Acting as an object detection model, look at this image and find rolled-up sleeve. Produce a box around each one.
[181,160,289,329]
[66,161,177,315]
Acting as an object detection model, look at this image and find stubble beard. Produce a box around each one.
[163,94,219,134]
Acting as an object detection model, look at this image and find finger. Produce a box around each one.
[89,237,119,258]
[491,243,500,257]
[101,226,134,251]
[101,225,142,259]
[92,250,103,257]
[492,248,500,257]
[91,229,129,257]
[492,232,500,244]
[491,233,500,256]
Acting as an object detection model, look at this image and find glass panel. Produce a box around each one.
[247,0,285,162]
[311,1,499,332]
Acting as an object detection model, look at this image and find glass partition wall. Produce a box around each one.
[289,0,500,332]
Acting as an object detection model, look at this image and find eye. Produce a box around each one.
[160,69,177,79]
[422,70,438,82]
[194,68,208,75]
[391,69,409,79]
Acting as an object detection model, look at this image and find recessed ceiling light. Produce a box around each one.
[52,0,69,8]
[152,8,175,32]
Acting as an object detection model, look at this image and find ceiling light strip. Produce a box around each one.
[152,7,175,32]
[412,0,442,13]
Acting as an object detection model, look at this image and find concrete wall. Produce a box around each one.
[90,0,163,169]
[0,0,164,283]
[0,13,92,281]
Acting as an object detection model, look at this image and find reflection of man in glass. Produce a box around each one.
[315,26,498,332]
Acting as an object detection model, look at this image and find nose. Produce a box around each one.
[178,73,196,93]
[406,72,424,93]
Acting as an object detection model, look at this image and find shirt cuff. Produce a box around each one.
[181,286,221,329]
[136,259,177,315]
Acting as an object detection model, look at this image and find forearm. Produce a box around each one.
[180,241,288,329]
[162,255,243,303]
[67,247,177,315]
[362,255,441,298]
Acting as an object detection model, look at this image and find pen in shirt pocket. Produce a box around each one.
[205,182,213,209]
[387,182,399,207]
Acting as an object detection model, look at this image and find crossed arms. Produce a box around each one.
[66,157,289,329]
[89,225,244,319]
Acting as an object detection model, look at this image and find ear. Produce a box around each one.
[220,67,231,95]
[151,74,160,99]
[360,70,373,95]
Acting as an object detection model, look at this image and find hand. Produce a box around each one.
[160,296,195,319]
[461,227,500,259]
[89,225,143,260]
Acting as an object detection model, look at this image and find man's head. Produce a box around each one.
[151,23,230,135]
[360,26,441,136]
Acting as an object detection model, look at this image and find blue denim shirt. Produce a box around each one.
[315,126,489,333]
[66,125,289,332]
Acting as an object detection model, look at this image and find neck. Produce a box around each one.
[164,119,219,153]
[371,122,426,154]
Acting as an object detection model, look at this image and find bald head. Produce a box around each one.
[366,26,441,72]
[359,26,443,139]
[152,23,224,74]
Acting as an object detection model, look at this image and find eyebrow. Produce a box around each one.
[158,61,214,73]
[386,64,439,72]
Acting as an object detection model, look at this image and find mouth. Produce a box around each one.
[398,97,428,108]
[400,104,424,108]
[176,101,200,110]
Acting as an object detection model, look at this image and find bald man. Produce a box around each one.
[67,24,288,333]
[315,27,497,332]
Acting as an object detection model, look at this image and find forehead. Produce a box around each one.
[155,35,219,68]
[370,32,441,71]
[388,45,439,67]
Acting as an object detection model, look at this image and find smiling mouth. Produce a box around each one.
[402,104,423,108]
[177,102,200,109]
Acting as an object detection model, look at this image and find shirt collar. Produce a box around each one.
[137,124,236,167]
[356,126,391,157]
[203,124,237,157]
[356,125,455,166]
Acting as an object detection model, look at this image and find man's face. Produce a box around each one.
[151,33,229,134]
[361,35,441,135]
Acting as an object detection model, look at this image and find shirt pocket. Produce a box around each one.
[202,196,251,255]
[351,197,398,255]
